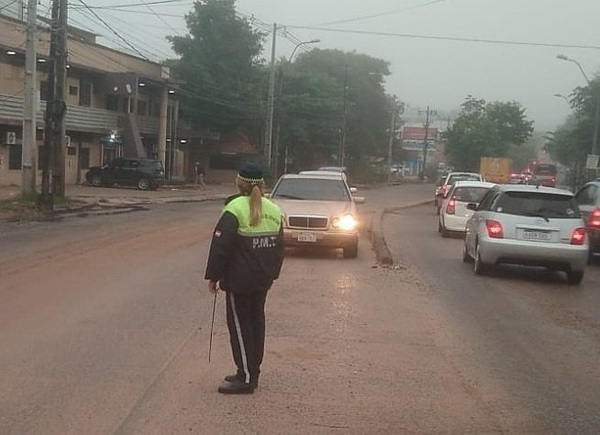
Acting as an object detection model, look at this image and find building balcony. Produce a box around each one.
[0,93,159,135]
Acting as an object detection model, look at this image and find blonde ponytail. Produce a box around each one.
[249,185,263,226]
[236,177,264,226]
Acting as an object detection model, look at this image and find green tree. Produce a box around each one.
[444,96,534,171]
[280,49,392,174]
[166,0,265,134]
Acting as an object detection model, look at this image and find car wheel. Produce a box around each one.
[343,240,358,258]
[473,242,487,275]
[137,178,151,190]
[462,241,473,263]
[566,270,584,285]
[89,175,103,187]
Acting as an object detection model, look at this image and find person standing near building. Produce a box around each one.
[204,162,284,394]
[195,161,206,188]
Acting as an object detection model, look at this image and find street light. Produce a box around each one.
[288,39,320,63]
[557,54,599,163]
[273,38,320,175]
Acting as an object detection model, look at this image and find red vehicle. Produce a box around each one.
[527,161,558,187]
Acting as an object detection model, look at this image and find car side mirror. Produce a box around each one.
[354,196,366,204]
[466,203,478,211]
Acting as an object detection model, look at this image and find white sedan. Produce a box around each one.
[438,181,497,237]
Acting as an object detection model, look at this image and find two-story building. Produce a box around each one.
[0,13,183,187]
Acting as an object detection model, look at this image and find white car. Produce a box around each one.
[463,184,589,284]
[438,180,496,237]
[269,172,364,258]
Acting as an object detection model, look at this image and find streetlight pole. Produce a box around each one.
[273,38,320,176]
[387,97,397,185]
[557,54,600,168]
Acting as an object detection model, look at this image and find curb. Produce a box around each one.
[370,199,434,265]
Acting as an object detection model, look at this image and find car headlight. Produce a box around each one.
[332,214,357,231]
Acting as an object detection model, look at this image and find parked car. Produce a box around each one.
[574,180,600,261]
[438,180,496,237]
[86,157,165,190]
[268,171,364,258]
[463,184,588,284]
[435,171,484,214]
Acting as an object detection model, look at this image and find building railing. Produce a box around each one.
[0,93,160,135]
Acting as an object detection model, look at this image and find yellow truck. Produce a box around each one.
[479,157,512,184]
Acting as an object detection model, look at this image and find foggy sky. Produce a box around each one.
[61,0,600,132]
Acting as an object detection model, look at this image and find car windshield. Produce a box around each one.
[145,160,164,170]
[271,178,350,201]
[452,186,490,203]
[494,191,580,219]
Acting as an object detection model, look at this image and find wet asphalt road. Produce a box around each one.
[2,183,599,434]
[383,204,600,434]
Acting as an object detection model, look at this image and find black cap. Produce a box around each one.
[237,161,264,184]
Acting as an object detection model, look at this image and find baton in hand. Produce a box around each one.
[208,291,217,363]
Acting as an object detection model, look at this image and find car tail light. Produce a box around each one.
[485,219,504,239]
[446,199,456,215]
[570,228,587,245]
[590,208,600,228]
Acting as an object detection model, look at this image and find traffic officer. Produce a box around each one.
[204,162,284,394]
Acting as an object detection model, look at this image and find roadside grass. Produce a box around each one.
[0,193,84,221]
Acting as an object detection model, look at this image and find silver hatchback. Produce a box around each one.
[463,184,589,284]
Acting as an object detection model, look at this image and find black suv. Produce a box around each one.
[86,158,165,190]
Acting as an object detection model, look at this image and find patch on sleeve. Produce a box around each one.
[214,230,222,238]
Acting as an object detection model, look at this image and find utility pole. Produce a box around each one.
[51,0,67,197]
[419,106,437,181]
[264,23,277,173]
[22,0,37,195]
[387,98,397,185]
[339,65,348,167]
[40,0,67,208]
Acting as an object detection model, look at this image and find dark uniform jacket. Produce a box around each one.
[205,194,284,294]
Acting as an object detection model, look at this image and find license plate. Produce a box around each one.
[522,230,550,241]
[298,232,317,242]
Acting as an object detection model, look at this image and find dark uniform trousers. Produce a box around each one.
[226,290,268,385]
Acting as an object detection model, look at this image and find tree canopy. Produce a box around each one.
[166,0,265,133]
[443,96,534,171]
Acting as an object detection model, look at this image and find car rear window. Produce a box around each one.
[452,186,490,203]
[494,191,580,219]
[271,178,350,201]
[448,174,480,184]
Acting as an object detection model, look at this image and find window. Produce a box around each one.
[106,95,119,111]
[79,80,92,107]
[271,179,350,202]
[69,85,78,96]
[67,146,77,156]
[575,186,595,206]
[452,186,490,203]
[8,144,22,170]
[209,154,241,170]
[40,81,50,100]
[137,100,147,116]
[38,146,47,170]
[494,191,580,219]
[477,188,498,211]
[79,147,90,170]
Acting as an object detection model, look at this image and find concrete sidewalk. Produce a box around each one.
[0,182,235,205]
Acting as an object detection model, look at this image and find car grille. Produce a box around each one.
[288,216,328,229]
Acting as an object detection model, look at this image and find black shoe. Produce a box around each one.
[217,379,255,395]
[224,373,258,388]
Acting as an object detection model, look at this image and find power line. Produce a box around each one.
[76,0,149,59]
[69,0,189,10]
[285,26,600,50]
[314,0,453,27]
